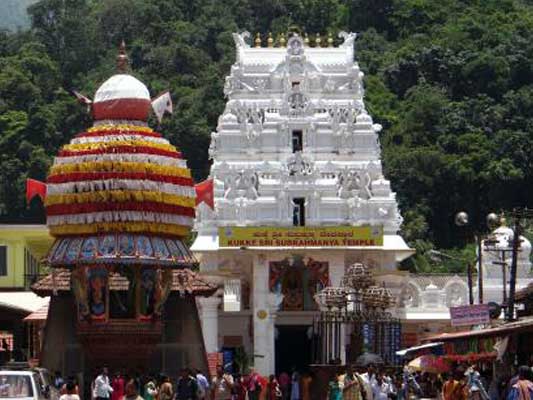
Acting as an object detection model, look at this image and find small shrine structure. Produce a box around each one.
[33,44,215,380]
[192,32,414,376]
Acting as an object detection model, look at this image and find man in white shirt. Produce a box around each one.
[371,374,394,400]
[360,365,377,400]
[195,369,209,400]
[94,367,113,400]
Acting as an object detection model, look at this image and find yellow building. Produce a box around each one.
[0,224,52,364]
[0,224,53,289]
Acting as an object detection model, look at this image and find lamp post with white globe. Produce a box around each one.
[455,211,502,305]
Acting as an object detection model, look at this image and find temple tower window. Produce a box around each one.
[292,130,303,152]
[292,198,306,226]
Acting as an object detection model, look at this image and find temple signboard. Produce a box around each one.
[218,226,383,248]
[450,304,490,327]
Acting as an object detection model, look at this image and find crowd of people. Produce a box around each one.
[439,364,533,400]
[327,365,400,400]
[49,363,533,400]
[326,363,533,400]
[52,366,304,400]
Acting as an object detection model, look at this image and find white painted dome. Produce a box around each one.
[484,225,531,259]
[94,74,150,103]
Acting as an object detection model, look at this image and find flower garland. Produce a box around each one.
[47,211,193,226]
[62,139,176,152]
[46,172,193,185]
[45,190,195,207]
[47,180,194,197]
[46,201,195,216]
[49,161,191,177]
[87,124,154,132]
[48,221,190,237]
[58,145,181,161]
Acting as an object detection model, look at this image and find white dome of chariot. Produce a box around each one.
[94,74,150,103]
[91,42,152,122]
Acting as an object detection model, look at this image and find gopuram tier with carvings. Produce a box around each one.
[192,32,416,376]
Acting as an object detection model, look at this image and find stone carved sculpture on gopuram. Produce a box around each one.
[195,31,402,233]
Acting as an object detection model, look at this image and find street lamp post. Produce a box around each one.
[505,209,531,321]
[455,211,500,305]
[508,220,521,321]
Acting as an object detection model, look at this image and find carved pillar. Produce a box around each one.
[267,293,284,374]
[327,255,346,364]
[197,297,221,353]
[252,253,273,375]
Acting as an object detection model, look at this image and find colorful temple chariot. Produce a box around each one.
[33,43,214,379]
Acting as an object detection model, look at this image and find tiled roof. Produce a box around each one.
[32,268,216,297]
[23,303,49,321]
[423,316,533,342]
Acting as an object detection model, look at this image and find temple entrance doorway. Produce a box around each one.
[275,325,312,375]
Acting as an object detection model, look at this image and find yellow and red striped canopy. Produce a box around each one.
[45,124,195,239]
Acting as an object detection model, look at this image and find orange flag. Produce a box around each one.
[195,179,214,209]
[26,179,47,204]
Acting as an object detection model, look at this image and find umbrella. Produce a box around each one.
[355,352,384,367]
[408,355,450,374]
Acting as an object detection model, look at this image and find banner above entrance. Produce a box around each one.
[218,226,383,248]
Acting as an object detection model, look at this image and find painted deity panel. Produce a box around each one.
[175,240,190,260]
[165,239,182,259]
[154,269,173,315]
[87,267,108,320]
[71,266,90,319]
[118,234,135,256]
[52,239,70,263]
[64,238,83,263]
[80,237,98,260]
[71,266,108,321]
[152,237,170,259]
[269,256,329,311]
[99,235,117,256]
[136,235,153,257]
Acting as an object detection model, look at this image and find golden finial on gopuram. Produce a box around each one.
[304,33,310,46]
[279,32,287,47]
[254,32,261,48]
[267,32,274,47]
[327,32,334,47]
[315,33,322,47]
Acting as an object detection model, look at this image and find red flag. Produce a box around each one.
[26,179,47,204]
[195,179,214,209]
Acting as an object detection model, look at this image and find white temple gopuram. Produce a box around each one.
[191,32,414,375]
[191,32,533,375]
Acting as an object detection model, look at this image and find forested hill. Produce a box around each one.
[2,0,533,271]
